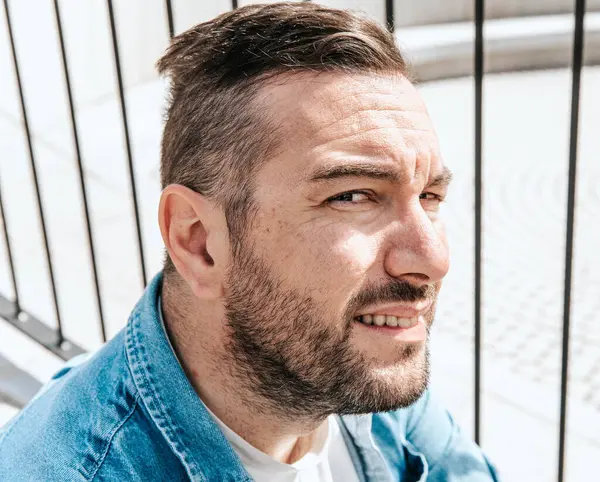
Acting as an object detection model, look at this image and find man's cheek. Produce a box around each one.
[303,232,380,299]
[335,233,379,276]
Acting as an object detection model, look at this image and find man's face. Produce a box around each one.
[223,73,450,418]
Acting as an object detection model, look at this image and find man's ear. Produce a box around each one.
[158,184,227,299]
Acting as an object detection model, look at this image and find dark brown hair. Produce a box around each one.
[157,2,409,272]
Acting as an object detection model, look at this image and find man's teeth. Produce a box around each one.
[357,314,418,328]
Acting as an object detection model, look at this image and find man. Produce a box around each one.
[0,3,499,481]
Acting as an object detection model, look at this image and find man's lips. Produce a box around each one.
[355,300,432,319]
[354,314,429,342]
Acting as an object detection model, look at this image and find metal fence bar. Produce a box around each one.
[0,294,84,360]
[106,0,148,288]
[474,0,484,446]
[558,0,586,480]
[0,179,19,314]
[386,0,394,32]
[2,0,64,344]
[231,0,238,10]
[52,0,107,343]
[165,0,174,39]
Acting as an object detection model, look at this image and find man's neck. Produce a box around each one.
[161,285,328,464]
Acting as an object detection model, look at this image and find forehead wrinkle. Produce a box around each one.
[312,114,438,155]
[291,78,427,131]
[309,109,433,144]
[308,89,427,119]
[309,129,439,178]
[311,139,403,170]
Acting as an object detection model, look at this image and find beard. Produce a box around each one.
[222,239,439,420]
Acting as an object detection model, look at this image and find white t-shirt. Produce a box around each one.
[207,407,361,482]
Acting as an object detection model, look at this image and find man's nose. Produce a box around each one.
[383,208,450,286]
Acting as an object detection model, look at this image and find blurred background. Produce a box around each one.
[0,0,598,480]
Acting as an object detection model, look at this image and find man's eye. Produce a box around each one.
[419,192,443,202]
[328,191,372,204]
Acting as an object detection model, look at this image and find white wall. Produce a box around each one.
[393,0,600,26]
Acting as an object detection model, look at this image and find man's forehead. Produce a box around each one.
[257,72,438,163]
[254,72,443,189]
[261,72,431,135]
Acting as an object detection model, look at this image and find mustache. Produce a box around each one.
[345,280,438,319]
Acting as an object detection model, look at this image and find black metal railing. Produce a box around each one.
[165,0,175,40]
[559,0,587,479]
[52,0,107,344]
[106,0,148,289]
[474,0,484,447]
[1,0,71,358]
[0,1,590,480]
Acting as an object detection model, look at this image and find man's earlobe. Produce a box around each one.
[158,185,225,299]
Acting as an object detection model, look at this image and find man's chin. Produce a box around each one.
[334,346,429,415]
[356,334,428,366]
[337,381,428,415]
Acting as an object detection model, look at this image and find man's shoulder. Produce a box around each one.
[0,332,186,481]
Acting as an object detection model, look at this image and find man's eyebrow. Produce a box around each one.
[307,163,403,183]
[427,166,453,187]
[307,163,454,187]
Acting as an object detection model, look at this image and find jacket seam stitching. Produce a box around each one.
[87,394,140,482]
[126,313,204,481]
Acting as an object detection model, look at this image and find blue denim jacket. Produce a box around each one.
[0,273,499,481]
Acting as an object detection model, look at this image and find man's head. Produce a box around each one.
[157,2,451,419]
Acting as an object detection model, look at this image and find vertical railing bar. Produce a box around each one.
[164,0,174,39]
[106,0,148,288]
[2,0,64,344]
[385,0,395,32]
[0,178,20,313]
[474,0,484,446]
[231,0,238,10]
[558,1,586,480]
[52,0,107,342]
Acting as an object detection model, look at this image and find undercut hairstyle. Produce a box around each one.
[157,2,409,274]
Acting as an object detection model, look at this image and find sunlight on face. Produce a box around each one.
[224,72,450,416]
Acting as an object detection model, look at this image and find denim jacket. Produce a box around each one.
[0,273,499,481]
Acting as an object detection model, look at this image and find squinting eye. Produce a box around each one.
[419,192,443,202]
[328,191,371,204]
